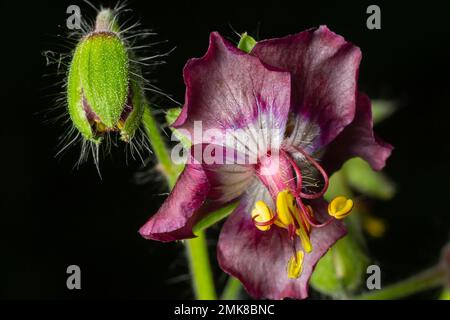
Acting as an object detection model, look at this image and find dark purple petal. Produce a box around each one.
[139,163,210,242]
[321,92,393,173]
[252,26,362,149]
[173,32,291,151]
[217,190,346,300]
[139,144,254,242]
[204,164,255,203]
[190,143,256,203]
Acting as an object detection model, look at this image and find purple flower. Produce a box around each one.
[139,27,392,299]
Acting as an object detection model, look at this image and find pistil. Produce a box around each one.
[251,147,354,279]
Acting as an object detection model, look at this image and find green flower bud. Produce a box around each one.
[237,32,257,53]
[67,9,144,143]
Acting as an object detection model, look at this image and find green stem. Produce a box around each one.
[354,266,446,300]
[141,104,217,300]
[185,231,217,300]
[142,105,180,187]
[221,277,242,300]
[193,202,238,235]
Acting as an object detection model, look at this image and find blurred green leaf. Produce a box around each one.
[440,288,450,300]
[342,158,396,200]
[372,99,397,124]
[313,170,370,297]
[325,170,352,200]
[310,235,370,297]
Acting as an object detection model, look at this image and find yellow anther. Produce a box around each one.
[251,201,274,231]
[276,190,295,227]
[328,196,354,219]
[117,120,125,130]
[287,250,304,279]
[276,190,313,252]
[296,227,312,253]
[292,205,312,233]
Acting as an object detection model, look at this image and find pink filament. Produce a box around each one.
[283,148,334,229]
[293,146,330,200]
[252,213,278,227]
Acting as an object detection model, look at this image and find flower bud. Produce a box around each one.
[67,9,144,143]
[237,32,257,53]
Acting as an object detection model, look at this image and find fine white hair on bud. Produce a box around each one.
[43,2,175,171]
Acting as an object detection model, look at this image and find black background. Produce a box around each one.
[2,0,450,299]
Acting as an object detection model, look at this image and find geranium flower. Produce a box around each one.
[139,27,392,299]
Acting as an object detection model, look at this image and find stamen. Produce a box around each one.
[328,196,353,219]
[283,150,333,228]
[296,227,312,253]
[296,196,334,228]
[276,190,295,227]
[289,197,311,234]
[252,215,277,227]
[288,224,296,240]
[251,201,274,231]
[276,189,313,252]
[304,205,313,232]
[287,250,304,279]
